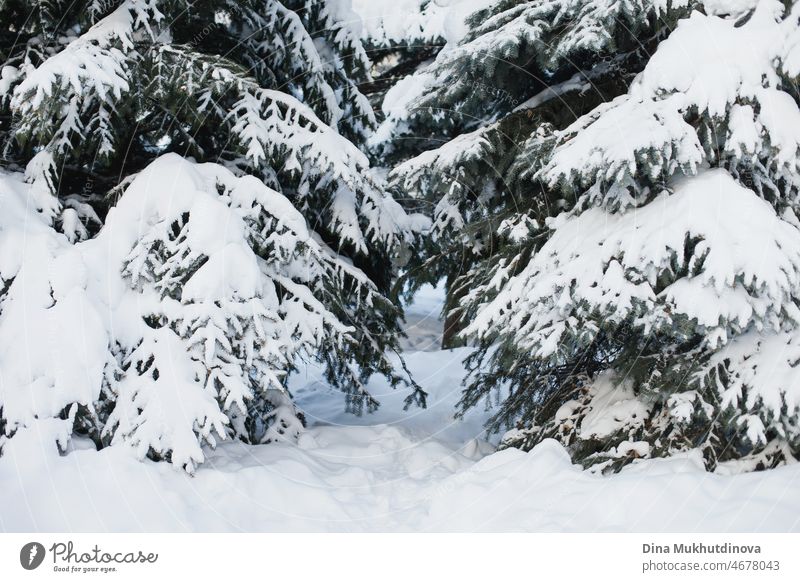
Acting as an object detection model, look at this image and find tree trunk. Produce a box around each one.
[442,273,467,349]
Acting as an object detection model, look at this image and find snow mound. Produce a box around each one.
[2,350,798,532]
[3,420,798,532]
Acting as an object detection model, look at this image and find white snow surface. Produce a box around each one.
[1,294,799,532]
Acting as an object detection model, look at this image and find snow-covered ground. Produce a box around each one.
[1,284,799,532]
[396,281,445,351]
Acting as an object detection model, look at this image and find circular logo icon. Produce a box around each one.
[20,542,46,570]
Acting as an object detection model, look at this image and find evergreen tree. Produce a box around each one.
[390,0,800,471]
[1,0,379,231]
[0,0,427,472]
[381,0,700,346]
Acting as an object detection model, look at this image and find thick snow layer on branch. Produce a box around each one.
[576,373,651,441]
[467,169,800,353]
[5,0,163,159]
[10,4,134,113]
[107,327,230,471]
[369,0,709,167]
[392,124,493,185]
[631,4,785,118]
[697,327,800,449]
[353,0,494,46]
[0,170,108,430]
[543,94,703,202]
[3,0,418,252]
[539,1,800,211]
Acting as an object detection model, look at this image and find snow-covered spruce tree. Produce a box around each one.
[0,0,377,212]
[394,0,800,469]
[453,0,800,472]
[384,0,699,346]
[0,0,427,472]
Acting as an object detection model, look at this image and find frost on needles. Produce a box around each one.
[0,0,427,472]
[386,0,800,472]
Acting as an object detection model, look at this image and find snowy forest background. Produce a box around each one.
[1,0,800,531]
